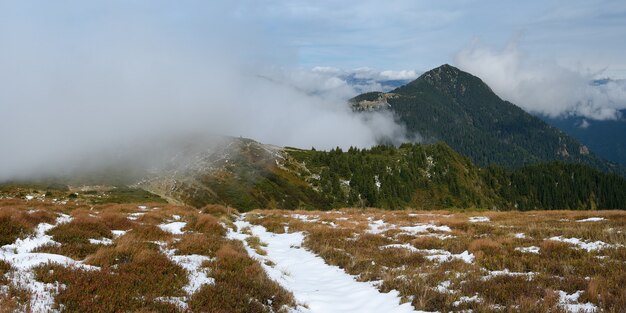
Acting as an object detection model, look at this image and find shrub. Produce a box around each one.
[189,243,294,313]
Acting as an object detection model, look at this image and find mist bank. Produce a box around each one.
[0,2,408,181]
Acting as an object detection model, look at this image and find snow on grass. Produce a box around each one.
[171,254,214,295]
[452,294,481,307]
[548,236,614,252]
[0,214,98,313]
[399,224,451,234]
[576,217,605,223]
[415,233,455,240]
[153,242,214,310]
[434,280,453,294]
[111,230,127,238]
[468,216,490,223]
[366,218,388,234]
[380,244,419,253]
[366,217,451,236]
[155,296,188,311]
[419,249,474,264]
[2,214,71,255]
[514,233,526,239]
[88,238,113,246]
[380,245,474,264]
[229,216,424,313]
[515,246,540,254]
[158,222,187,235]
[482,269,535,280]
[558,290,598,312]
[291,214,320,223]
[127,212,145,220]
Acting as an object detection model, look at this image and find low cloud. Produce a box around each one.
[0,2,408,181]
[455,40,626,120]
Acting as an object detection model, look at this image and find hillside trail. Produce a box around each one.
[228,214,425,313]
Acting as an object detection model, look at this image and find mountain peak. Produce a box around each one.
[419,64,478,86]
[393,64,491,99]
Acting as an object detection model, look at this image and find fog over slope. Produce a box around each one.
[0,2,406,180]
[456,40,626,120]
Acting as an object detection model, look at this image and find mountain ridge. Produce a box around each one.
[4,136,624,211]
[351,64,624,176]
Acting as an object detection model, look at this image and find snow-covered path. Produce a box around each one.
[228,216,421,313]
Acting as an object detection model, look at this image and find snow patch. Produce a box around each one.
[468,216,490,223]
[558,290,598,312]
[420,250,474,264]
[170,254,214,294]
[483,269,535,280]
[367,219,389,234]
[156,243,215,303]
[515,246,540,254]
[158,222,187,235]
[291,214,320,223]
[380,244,419,253]
[127,212,145,220]
[0,214,98,313]
[548,236,614,252]
[399,224,452,234]
[229,216,423,313]
[453,294,481,307]
[435,280,453,294]
[576,217,605,223]
[111,230,127,238]
[88,237,113,245]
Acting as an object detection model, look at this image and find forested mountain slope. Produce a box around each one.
[351,64,624,177]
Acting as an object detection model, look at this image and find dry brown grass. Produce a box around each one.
[0,199,298,312]
[187,214,226,236]
[35,256,186,313]
[0,207,57,245]
[37,215,113,259]
[0,261,31,312]
[189,243,294,313]
[244,209,626,312]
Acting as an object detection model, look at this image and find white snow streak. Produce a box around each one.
[558,290,598,312]
[468,216,490,223]
[229,216,425,313]
[548,236,614,252]
[576,217,605,223]
[515,246,540,254]
[0,214,98,313]
[158,221,187,234]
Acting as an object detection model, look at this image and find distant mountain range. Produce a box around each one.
[341,74,412,94]
[541,110,626,168]
[350,64,624,177]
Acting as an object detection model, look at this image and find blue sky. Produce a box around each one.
[2,1,626,75]
[232,0,626,76]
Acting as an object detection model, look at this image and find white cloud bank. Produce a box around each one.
[455,41,626,120]
[0,2,408,180]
